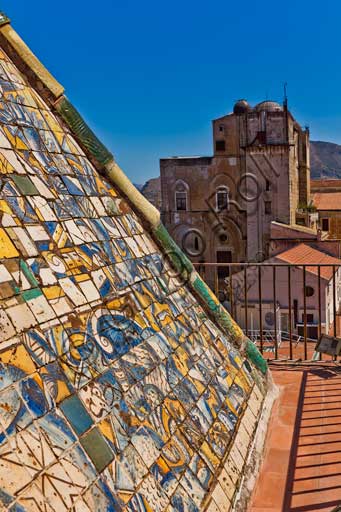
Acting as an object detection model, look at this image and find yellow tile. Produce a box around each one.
[0,152,14,174]
[98,417,115,445]
[56,380,71,403]
[74,273,90,283]
[0,344,36,375]
[0,200,13,214]
[43,285,65,300]
[200,441,220,469]
[0,228,19,258]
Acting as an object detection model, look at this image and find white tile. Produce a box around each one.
[0,264,12,283]
[26,225,50,241]
[6,303,36,332]
[0,308,16,342]
[211,482,231,511]
[27,294,56,323]
[10,227,38,257]
[59,278,87,306]
[218,468,235,501]
[78,280,101,302]
[39,267,57,286]
[30,176,56,199]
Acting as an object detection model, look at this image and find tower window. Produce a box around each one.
[215,140,226,152]
[216,188,229,211]
[266,179,271,191]
[219,125,225,132]
[217,250,232,278]
[175,191,187,211]
[305,286,314,297]
[264,201,272,214]
[322,218,329,231]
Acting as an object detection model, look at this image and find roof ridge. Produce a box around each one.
[277,242,341,261]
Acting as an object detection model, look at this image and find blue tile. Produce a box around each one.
[59,394,93,436]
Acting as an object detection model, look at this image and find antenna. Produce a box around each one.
[283,82,288,108]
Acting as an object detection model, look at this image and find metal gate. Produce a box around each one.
[194,262,341,361]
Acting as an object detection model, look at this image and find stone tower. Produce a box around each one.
[160,98,310,286]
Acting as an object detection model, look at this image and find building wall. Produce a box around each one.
[311,181,341,241]
[319,211,341,240]
[234,266,328,335]
[161,101,311,268]
[325,267,341,335]
[244,147,291,260]
[160,157,247,289]
[233,264,341,338]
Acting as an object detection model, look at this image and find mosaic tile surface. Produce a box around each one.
[0,44,265,511]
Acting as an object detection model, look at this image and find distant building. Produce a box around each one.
[234,244,341,340]
[311,179,341,240]
[160,99,312,288]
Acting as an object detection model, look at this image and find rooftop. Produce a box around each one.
[250,362,341,512]
[271,221,319,236]
[274,243,341,280]
[311,178,341,190]
[312,191,341,210]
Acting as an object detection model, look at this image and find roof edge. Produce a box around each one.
[0,12,10,26]
[0,18,64,100]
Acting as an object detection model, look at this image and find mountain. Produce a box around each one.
[133,183,144,191]
[311,141,341,179]
[141,177,162,210]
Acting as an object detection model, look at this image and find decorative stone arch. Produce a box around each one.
[215,185,229,212]
[210,216,245,262]
[174,179,190,211]
[172,222,206,259]
[209,172,240,212]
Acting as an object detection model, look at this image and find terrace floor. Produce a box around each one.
[249,361,341,512]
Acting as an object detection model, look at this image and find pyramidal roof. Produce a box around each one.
[0,12,267,512]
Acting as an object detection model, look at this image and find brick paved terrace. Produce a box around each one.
[249,362,341,512]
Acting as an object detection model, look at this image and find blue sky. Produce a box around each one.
[2,1,341,183]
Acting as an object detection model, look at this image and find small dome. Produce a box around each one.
[233,99,250,115]
[255,100,283,113]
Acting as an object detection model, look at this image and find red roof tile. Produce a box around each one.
[275,243,341,280]
[311,179,341,189]
[312,192,341,210]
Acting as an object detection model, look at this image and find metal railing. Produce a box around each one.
[194,262,341,361]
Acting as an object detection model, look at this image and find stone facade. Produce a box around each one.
[160,99,310,288]
[311,180,341,241]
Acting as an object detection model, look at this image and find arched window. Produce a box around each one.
[216,186,229,212]
[175,180,189,211]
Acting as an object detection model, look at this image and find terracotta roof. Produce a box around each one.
[275,243,341,280]
[271,221,318,236]
[313,192,341,210]
[311,179,341,190]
